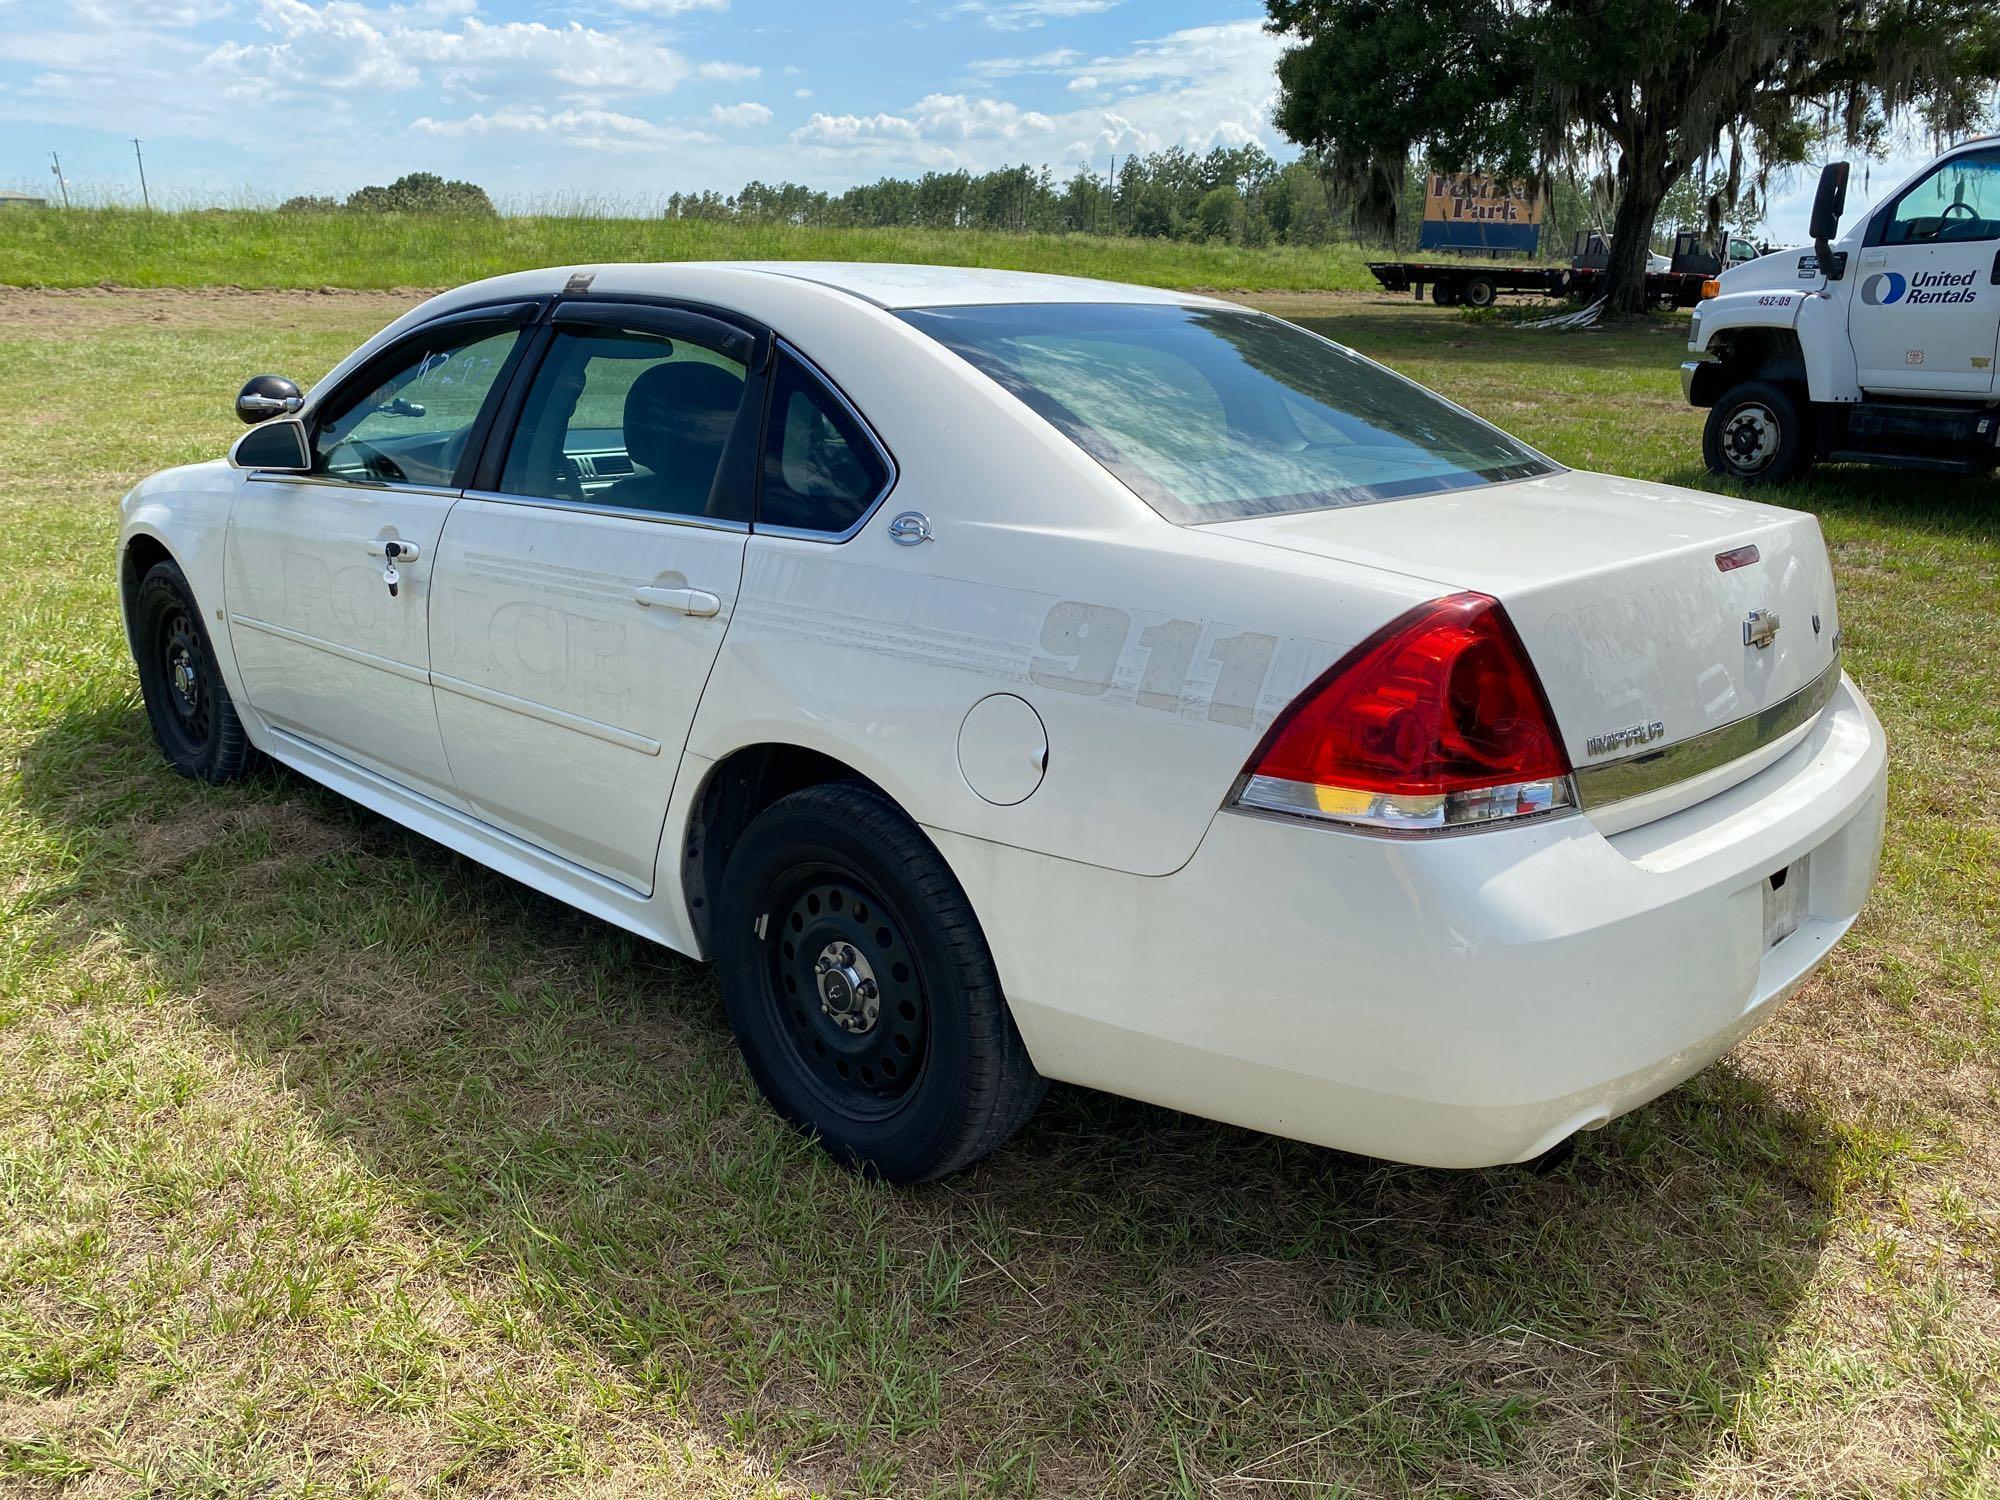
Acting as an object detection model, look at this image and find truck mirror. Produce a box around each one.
[1810,161,1849,281]
[1809,162,1848,242]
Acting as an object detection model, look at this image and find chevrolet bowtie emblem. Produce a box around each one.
[1743,608,1781,649]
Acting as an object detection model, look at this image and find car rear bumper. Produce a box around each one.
[932,674,1886,1168]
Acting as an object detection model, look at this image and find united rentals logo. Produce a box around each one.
[1862,268,1977,306]
[1861,271,1907,305]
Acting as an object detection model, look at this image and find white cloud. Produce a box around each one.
[696,59,760,81]
[200,2,716,97]
[792,91,1056,158]
[791,21,1280,174]
[609,0,729,12]
[793,87,812,98]
[710,100,772,128]
[73,0,211,24]
[969,47,1079,78]
[955,0,1121,31]
[413,106,719,153]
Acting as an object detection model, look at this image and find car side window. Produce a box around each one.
[312,325,523,487]
[756,352,891,535]
[498,327,751,518]
[1883,150,2000,246]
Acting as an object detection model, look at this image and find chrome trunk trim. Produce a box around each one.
[1574,653,1844,810]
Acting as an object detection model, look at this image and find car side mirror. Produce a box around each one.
[237,374,303,425]
[229,416,311,473]
[1810,162,1849,280]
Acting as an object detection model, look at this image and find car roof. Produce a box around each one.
[535,261,1228,311]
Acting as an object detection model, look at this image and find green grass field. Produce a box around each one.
[0,209,1380,294]
[0,285,1995,1497]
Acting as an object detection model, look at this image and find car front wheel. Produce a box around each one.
[714,782,1045,1182]
[132,558,253,783]
[1703,380,1814,485]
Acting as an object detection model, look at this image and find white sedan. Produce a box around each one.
[118,263,1887,1181]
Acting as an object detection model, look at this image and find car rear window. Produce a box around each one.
[897,303,1556,523]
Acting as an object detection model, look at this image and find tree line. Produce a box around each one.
[663,145,1682,255]
[271,150,1760,265]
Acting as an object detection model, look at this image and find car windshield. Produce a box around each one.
[897,302,1556,523]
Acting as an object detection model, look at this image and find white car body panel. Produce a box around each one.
[429,497,747,893]
[1213,469,1843,833]
[118,260,1888,1169]
[224,473,465,807]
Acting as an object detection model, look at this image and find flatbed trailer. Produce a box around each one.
[1368,259,1714,310]
[1366,260,1560,307]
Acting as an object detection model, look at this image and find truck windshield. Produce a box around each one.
[897,303,1556,523]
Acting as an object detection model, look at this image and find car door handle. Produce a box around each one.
[633,585,721,617]
[363,537,420,561]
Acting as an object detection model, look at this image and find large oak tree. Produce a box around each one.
[1267,0,2000,312]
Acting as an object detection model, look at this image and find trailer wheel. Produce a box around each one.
[1462,275,1498,308]
[1703,380,1813,485]
[1429,281,1460,307]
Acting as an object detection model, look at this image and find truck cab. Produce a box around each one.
[1684,140,2000,483]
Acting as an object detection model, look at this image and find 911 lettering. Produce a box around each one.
[1031,599,1281,728]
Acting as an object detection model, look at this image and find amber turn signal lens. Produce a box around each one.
[1701,279,1721,299]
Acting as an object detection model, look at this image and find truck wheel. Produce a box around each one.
[1703,381,1814,485]
[1429,282,1460,307]
[714,782,1047,1183]
[1462,275,1498,308]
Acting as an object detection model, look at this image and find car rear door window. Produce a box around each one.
[498,326,751,518]
[755,351,892,535]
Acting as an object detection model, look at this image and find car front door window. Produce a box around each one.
[314,326,524,487]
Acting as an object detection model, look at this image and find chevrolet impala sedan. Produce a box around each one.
[119,263,1887,1181]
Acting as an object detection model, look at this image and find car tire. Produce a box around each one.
[1462,275,1498,308]
[132,558,254,783]
[1703,380,1814,485]
[714,781,1046,1182]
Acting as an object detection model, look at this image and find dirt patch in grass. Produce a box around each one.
[0,285,431,337]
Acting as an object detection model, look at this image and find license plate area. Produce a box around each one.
[1763,856,1809,949]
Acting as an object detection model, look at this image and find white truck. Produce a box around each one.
[1684,139,2000,483]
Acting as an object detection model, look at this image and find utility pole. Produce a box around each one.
[49,151,69,209]
[131,137,150,210]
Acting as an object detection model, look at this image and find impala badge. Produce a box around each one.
[1743,609,1781,649]
[1586,720,1666,757]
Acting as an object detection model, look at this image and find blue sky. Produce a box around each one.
[0,0,1288,206]
[0,0,1936,235]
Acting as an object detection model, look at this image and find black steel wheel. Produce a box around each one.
[1702,379,1814,485]
[764,870,930,1119]
[131,558,252,782]
[715,781,1045,1182]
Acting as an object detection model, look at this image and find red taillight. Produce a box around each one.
[1233,592,1576,832]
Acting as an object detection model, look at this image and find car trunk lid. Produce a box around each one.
[1207,470,1844,832]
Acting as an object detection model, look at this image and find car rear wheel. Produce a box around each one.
[1703,379,1814,485]
[1429,281,1460,307]
[714,781,1045,1182]
[1462,275,1498,308]
[132,558,253,783]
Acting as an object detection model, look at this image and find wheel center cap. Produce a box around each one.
[171,651,196,702]
[814,941,879,1034]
